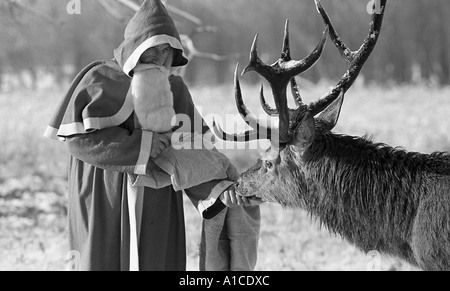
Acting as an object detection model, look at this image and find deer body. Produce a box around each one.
[276,132,450,270]
[237,129,450,271]
[213,0,450,270]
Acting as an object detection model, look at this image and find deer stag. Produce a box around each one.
[213,0,450,271]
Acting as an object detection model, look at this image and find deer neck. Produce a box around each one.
[300,132,428,252]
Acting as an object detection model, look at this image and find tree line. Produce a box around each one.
[0,0,449,90]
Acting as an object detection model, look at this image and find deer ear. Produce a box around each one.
[316,90,345,131]
[292,113,316,150]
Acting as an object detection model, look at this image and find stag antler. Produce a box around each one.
[307,0,387,117]
[213,0,387,145]
[214,20,328,144]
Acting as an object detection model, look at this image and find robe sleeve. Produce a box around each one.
[171,76,240,219]
[65,126,157,175]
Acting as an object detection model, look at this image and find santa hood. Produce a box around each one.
[44,0,189,141]
[114,0,189,77]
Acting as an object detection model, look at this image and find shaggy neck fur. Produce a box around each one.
[292,132,450,266]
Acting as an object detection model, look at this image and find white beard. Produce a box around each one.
[131,66,175,132]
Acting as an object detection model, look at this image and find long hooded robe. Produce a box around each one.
[44,0,260,271]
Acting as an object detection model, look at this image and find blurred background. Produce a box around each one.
[0,0,449,271]
[1,0,450,89]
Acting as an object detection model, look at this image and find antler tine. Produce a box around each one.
[212,64,274,142]
[261,81,305,118]
[283,26,329,80]
[309,0,387,116]
[291,78,302,106]
[260,85,278,116]
[233,65,274,134]
[242,33,259,75]
[212,120,267,142]
[314,0,355,63]
[242,34,276,81]
[281,19,291,61]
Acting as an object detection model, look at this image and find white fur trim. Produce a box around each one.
[43,125,60,140]
[197,180,234,215]
[135,130,154,175]
[123,35,188,77]
[46,87,134,140]
[127,177,144,271]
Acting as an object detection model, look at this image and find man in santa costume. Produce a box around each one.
[44,0,261,271]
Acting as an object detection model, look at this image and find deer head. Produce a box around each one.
[213,0,387,207]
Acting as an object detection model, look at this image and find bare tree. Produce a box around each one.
[4,0,61,26]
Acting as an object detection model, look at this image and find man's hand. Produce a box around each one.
[150,133,171,158]
[220,185,264,208]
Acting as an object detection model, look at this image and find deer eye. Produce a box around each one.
[264,160,273,169]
